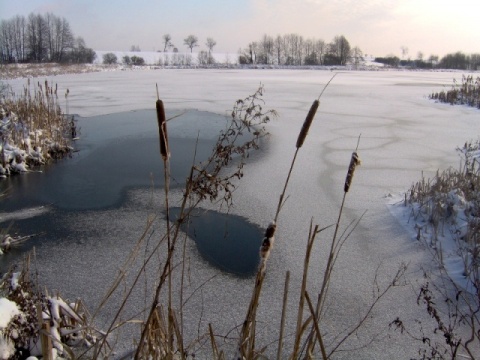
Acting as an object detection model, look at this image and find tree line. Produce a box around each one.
[375,51,480,70]
[238,34,363,66]
[0,13,96,64]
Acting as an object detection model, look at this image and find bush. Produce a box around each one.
[102,52,117,65]
[130,55,145,66]
[122,55,131,65]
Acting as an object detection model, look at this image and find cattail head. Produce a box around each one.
[296,100,320,148]
[344,151,361,193]
[260,222,276,260]
[156,99,170,161]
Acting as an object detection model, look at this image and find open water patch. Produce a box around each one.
[170,207,263,277]
[0,109,229,211]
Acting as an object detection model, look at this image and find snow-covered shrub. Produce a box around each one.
[0,80,76,177]
[406,139,480,284]
[0,263,102,359]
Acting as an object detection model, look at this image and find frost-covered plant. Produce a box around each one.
[0,79,76,177]
[430,75,480,109]
[0,260,103,359]
[407,139,480,279]
[398,139,480,359]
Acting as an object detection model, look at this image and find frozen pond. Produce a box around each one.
[2,69,479,359]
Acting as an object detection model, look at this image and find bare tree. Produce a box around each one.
[314,39,326,65]
[27,13,48,62]
[259,34,274,64]
[351,46,363,67]
[205,37,216,54]
[273,35,283,65]
[183,34,199,53]
[0,19,14,62]
[44,13,73,62]
[328,35,351,65]
[401,46,409,60]
[162,33,173,52]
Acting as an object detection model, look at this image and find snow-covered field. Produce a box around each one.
[2,68,479,359]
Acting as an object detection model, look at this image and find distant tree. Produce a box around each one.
[259,34,274,64]
[130,55,145,65]
[102,52,117,64]
[401,46,409,60]
[273,35,283,65]
[0,12,92,64]
[439,51,468,69]
[374,56,400,67]
[26,13,48,62]
[198,50,208,65]
[163,34,173,52]
[122,55,131,65]
[206,37,216,54]
[428,54,439,67]
[184,35,199,53]
[239,42,258,64]
[44,13,74,62]
[68,36,95,63]
[351,46,363,67]
[469,53,480,70]
[130,45,141,52]
[328,35,351,65]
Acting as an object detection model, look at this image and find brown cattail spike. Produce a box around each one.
[260,222,276,260]
[344,151,361,192]
[156,99,169,161]
[296,100,320,148]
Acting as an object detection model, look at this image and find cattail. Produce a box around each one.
[156,99,169,161]
[259,222,276,260]
[344,151,361,193]
[296,100,320,148]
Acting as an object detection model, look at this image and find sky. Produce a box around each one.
[1,0,479,58]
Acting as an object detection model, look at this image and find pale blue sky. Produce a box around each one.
[1,0,479,58]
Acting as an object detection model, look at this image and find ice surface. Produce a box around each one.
[4,69,480,359]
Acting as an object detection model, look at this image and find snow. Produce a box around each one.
[387,191,477,293]
[0,298,20,328]
[2,68,479,358]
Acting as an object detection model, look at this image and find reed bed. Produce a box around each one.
[0,79,76,177]
[399,139,480,358]
[430,75,480,109]
[406,139,480,278]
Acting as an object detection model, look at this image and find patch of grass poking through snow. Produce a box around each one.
[0,79,77,178]
[395,139,480,359]
[406,139,480,283]
[430,75,480,109]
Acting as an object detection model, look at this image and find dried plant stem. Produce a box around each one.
[276,271,290,360]
[304,291,328,360]
[274,148,299,223]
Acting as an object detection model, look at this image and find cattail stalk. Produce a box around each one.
[275,100,320,222]
[238,222,276,358]
[308,145,361,355]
